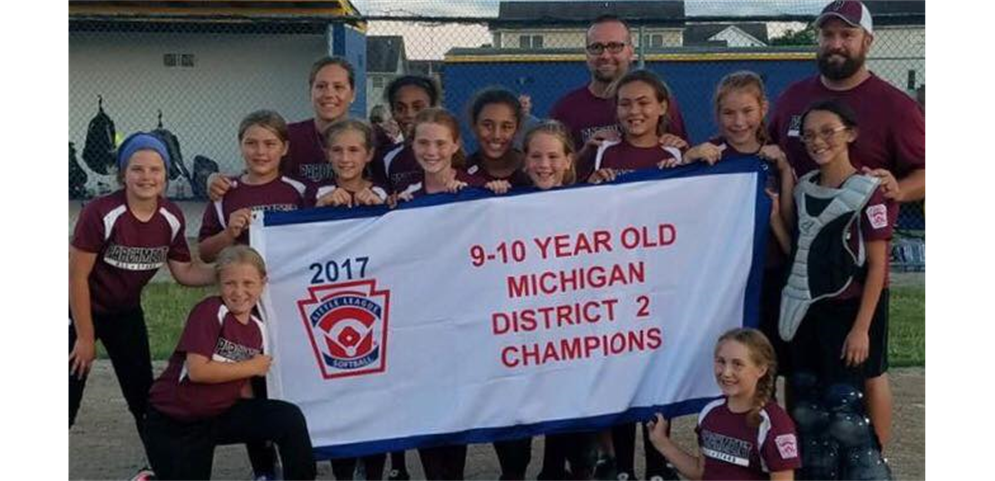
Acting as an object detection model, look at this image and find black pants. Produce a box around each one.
[612,422,669,479]
[418,444,467,480]
[330,453,387,480]
[390,450,409,474]
[145,400,316,480]
[790,291,891,388]
[494,437,533,480]
[247,376,279,476]
[759,266,792,376]
[539,432,597,479]
[69,307,152,446]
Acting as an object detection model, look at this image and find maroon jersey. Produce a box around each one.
[282,119,335,183]
[465,151,532,188]
[199,176,309,245]
[376,143,422,194]
[72,190,191,314]
[768,74,925,178]
[149,296,265,422]
[550,84,689,181]
[398,170,483,199]
[313,181,390,205]
[696,398,801,480]
[593,139,682,177]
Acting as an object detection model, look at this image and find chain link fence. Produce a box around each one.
[69,0,924,267]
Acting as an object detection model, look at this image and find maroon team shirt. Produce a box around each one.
[696,398,801,480]
[465,151,532,188]
[198,175,309,245]
[399,169,484,199]
[770,75,920,287]
[550,84,689,180]
[149,296,264,422]
[768,74,925,178]
[374,143,422,194]
[72,190,191,314]
[282,119,335,183]
[312,180,390,205]
[594,139,681,176]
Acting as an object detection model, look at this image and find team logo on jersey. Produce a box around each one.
[297,279,391,379]
[775,434,799,459]
[866,204,888,229]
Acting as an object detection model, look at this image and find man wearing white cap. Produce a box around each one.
[768,0,926,452]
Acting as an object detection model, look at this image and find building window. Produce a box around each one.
[519,35,544,49]
[164,53,195,68]
[643,34,664,48]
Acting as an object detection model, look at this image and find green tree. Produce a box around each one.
[771,27,817,46]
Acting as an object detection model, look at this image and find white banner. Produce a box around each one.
[253,159,770,458]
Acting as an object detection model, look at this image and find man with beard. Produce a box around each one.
[550,15,689,182]
[768,0,925,454]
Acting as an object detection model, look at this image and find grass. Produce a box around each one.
[95,284,214,360]
[104,283,926,366]
[888,285,926,368]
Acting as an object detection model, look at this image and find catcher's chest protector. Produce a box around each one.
[779,172,880,341]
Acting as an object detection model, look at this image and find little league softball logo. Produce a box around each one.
[297,280,391,379]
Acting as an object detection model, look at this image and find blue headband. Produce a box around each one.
[117,132,171,172]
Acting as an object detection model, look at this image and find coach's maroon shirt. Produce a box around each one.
[198,175,309,245]
[696,398,801,480]
[465,151,532,188]
[593,139,681,177]
[282,118,335,183]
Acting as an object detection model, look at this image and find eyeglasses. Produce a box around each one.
[586,42,627,55]
[800,125,849,143]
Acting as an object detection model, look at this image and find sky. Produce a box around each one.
[357,0,828,59]
[351,0,831,17]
